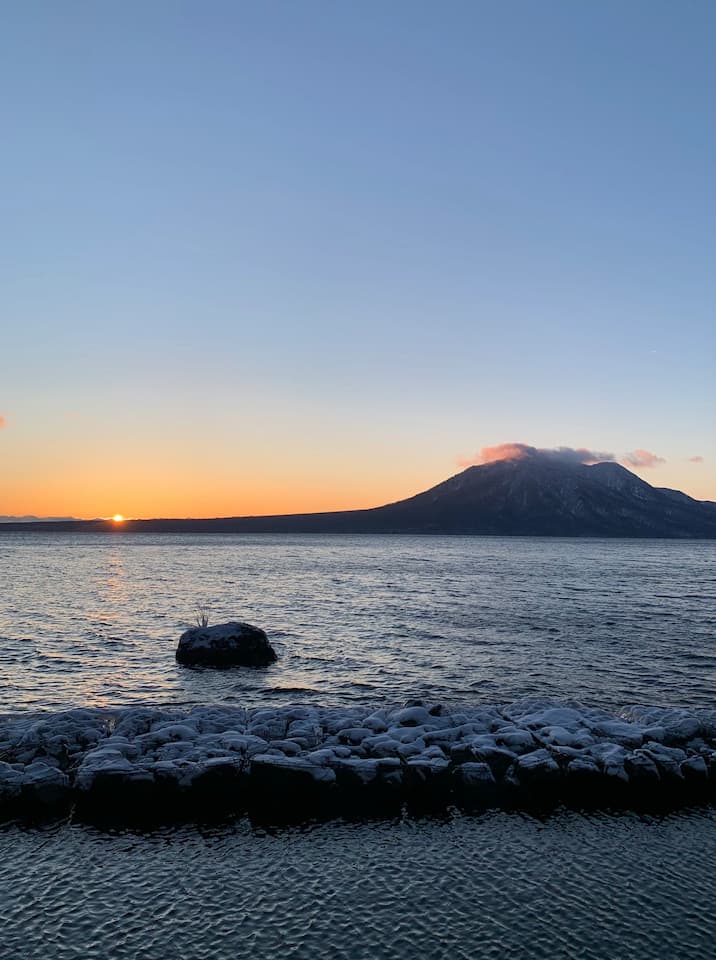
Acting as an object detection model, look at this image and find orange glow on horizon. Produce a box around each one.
[0,464,435,521]
[1,426,452,520]
[1,437,713,519]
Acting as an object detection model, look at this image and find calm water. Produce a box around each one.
[0,533,714,713]
[2,808,715,960]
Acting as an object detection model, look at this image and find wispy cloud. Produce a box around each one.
[458,443,614,468]
[621,449,666,469]
[550,446,616,465]
[688,455,704,463]
[460,442,536,466]
[458,442,667,470]
[0,415,6,430]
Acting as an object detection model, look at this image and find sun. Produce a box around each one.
[112,514,125,523]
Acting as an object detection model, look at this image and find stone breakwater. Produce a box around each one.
[1,700,715,823]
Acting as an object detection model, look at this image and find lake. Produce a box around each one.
[1,533,714,712]
[1,532,714,960]
[2,808,715,960]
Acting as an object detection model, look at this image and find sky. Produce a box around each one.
[1,0,714,518]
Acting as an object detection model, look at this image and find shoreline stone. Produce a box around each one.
[1,699,714,824]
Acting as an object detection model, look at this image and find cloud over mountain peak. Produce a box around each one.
[458,443,666,470]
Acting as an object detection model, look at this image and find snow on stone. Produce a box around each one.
[0,699,714,820]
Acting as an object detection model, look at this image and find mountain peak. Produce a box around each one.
[375,455,714,537]
[585,460,650,490]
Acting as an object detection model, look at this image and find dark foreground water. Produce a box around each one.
[1,533,714,712]
[2,808,715,960]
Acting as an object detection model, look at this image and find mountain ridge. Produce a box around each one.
[0,515,78,523]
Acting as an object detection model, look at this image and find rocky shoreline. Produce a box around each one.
[1,700,715,824]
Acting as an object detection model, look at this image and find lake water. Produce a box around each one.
[0,533,714,713]
[2,532,715,960]
[2,808,715,960]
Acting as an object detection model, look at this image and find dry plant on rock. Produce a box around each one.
[194,604,210,628]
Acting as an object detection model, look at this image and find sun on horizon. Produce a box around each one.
[111,514,125,523]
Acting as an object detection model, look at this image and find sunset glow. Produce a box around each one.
[0,4,714,519]
[0,444,711,520]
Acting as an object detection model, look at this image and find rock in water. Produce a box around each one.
[176,622,277,667]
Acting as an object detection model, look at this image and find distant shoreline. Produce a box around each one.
[0,518,714,538]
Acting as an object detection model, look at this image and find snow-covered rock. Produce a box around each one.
[176,621,277,667]
[624,751,660,786]
[621,706,715,744]
[1,698,715,822]
[514,749,561,794]
[405,755,450,788]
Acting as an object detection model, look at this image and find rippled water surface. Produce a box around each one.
[2,808,715,960]
[1,533,715,712]
[2,533,715,959]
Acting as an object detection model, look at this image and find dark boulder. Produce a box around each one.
[176,622,277,667]
[248,754,335,821]
[452,761,499,808]
[512,749,562,806]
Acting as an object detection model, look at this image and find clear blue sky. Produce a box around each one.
[1,1,714,516]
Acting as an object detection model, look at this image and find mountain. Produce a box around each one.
[0,515,77,523]
[355,457,716,537]
[1,456,714,537]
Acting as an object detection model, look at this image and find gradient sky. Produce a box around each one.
[1,0,714,518]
